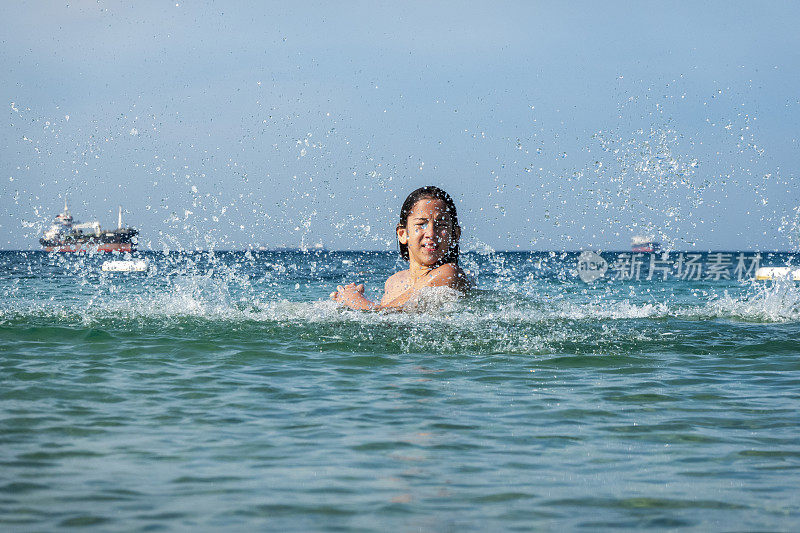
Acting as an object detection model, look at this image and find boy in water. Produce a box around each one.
[331,186,470,310]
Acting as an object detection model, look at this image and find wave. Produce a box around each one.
[2,252,799,358]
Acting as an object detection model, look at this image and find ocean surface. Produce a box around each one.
[2,249,800,531]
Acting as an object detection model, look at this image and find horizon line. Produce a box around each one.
[1,248,797,254]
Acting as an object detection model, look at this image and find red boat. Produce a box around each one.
[631,235,661,253]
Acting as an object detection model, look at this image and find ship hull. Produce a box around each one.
[632,245,657,253]
[40,229,138,253]
[42,242,134,253]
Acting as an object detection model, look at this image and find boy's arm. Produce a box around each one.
[332,264,468,311]
[380,263,466,308]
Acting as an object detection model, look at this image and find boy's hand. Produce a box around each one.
[330,282,365,302]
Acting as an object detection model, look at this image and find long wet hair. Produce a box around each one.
[397,186,460,265]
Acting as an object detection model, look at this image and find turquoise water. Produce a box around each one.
[2,250,800,531]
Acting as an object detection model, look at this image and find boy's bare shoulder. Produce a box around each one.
[427,263,470,290]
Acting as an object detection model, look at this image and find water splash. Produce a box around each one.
[705,278,800,323]
[2,251,799,361]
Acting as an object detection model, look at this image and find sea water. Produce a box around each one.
[2,250,799,531]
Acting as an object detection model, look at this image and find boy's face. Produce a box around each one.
[397,197,460,267]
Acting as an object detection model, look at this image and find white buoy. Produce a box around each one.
[754,267,800,281]
[101,259,148,272]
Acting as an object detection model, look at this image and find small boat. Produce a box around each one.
[754,267,800,281]
[101,259,148,272]
[631,235,661,253]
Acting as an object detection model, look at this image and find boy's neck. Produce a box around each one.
[408,262,434,281]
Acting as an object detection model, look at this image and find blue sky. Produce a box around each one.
[2,1,799,251]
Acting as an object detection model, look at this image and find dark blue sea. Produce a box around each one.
[2,250,800,531]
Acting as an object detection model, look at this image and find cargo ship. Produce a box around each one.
[631,235,661,253]
[40,200,138,252]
